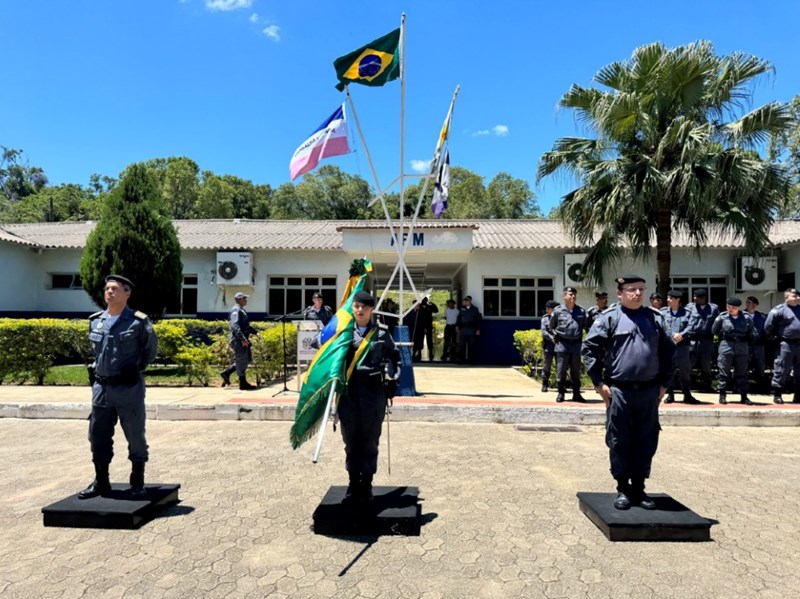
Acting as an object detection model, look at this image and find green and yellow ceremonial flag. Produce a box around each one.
[333,28,400,92]
[290,259,373,449]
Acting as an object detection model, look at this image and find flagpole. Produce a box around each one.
[312,383,338,463]
[398,12,406,315]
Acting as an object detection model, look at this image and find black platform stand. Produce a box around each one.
[313,486,421,536]
[577,492,711,542]
[42,483,181,529]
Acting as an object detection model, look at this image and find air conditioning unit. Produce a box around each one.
[736,256,778,291]
[564,254,588,287]
[216,252,253,286]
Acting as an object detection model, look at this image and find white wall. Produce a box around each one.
[0,243,38,312]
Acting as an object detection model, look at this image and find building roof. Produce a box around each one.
[3,219,800,251]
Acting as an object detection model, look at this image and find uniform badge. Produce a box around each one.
[96,322,103,330]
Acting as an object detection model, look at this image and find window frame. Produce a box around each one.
[482,276,555,319]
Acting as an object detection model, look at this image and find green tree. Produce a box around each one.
[163,157,201,219]
[79,163,183,319]
[271,165,373,219]
[538,41,792,298]
[194,171,235,218]
[0,147,48,202]
[444,166,488,219]
[769,95,800,216]
[486,173,540,218]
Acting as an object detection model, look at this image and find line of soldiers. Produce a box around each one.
[541,285,800,406]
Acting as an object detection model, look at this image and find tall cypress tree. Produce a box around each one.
[80,163,182,318]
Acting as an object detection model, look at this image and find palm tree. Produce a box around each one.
[538,41,794,298]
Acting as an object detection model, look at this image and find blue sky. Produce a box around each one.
[2,0,799,215]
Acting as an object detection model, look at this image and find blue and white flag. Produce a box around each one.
[431,149,450,218]
[289,104,350,181]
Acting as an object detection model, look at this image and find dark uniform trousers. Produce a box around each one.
[606,383,660,479]
[338,374,386,475]
[717,341,749,394]
[89,381,148,464]
[690,337,715,388]
[771,340,800,392]
[556,343,582,392]
[542,349,555,386]
[672,345,692,391]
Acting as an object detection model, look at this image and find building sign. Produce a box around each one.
[341,228,474,252]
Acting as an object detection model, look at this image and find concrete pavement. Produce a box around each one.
[2,364,800,426]
[1,419,799,598]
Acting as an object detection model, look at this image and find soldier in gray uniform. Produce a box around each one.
[551,286,588,403]
[220,291,258,390]
[337,291,401,503]
[585,291,608,331]
[79,275,158,499]
[582,275,674,510]
[764,288,800,404]
[712,297,755,405]
[686,288,720,392]
[745,296,768,393]
[540,300,559,392]
[661,290,699,404]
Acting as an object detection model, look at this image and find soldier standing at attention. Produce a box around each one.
[661,290,699,404]
[79,275,158,499]
[540,300,559,392]
[745,296,768,393]
[303,292,333,326]
[712,298,755,405]
[220,291,258,390]
[551,286,587,403]
[764,288,800,404]
[586,291,609,330]
[582,275,674,510]
[686,288,720,393]
[337,291,402,504]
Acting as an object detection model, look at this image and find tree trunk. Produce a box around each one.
[655,208,672,301]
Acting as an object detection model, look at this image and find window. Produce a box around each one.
[483,277,554,318]
[269,276,337,316]
[165,275,199,316]
[49,273,83,290]
[667,276,727,308]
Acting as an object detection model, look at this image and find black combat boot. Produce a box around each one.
[664,391,675,404]
[343,471,360,504]
[630,478,656,510]
[239,377,257,391]
[718,392,727,405]
[740,393,753,406]
[613,478,631,510]
[555,384,565,403]
[682,386,701,404]
[572,387,587,403]
[794,392,800,404]
[360,473,374,502]
[773,390,784,405]
[541,382,548,393]
[129,461,146,498]
[220,366,235,387]
[78,463,112,499]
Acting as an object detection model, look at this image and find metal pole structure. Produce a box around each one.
[311,383,338,463]
[398,13,406,315]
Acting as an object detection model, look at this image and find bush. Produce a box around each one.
[173,344,215,387]
[513,328,592,387]
[0,319,89,384]
[250,323,298,384]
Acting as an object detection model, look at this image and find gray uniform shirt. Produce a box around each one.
[764,303,800,340]
[230,304,256,345]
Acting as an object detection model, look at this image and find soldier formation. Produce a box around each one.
[541,284,800,406]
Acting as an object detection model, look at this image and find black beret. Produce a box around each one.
[545,300,560,309]
[694,288,708,297]
[105,274,134,289]
[352,290,375,307]
[650,292,663,300]
[726,297,742,307]
[594,290,608,298]
[563,286,577,294]
[746,296,759,305]
[667,289,683,299]
[615,274,645,289]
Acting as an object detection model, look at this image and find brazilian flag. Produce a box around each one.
[290,259,373,449]
[333,28,400,92]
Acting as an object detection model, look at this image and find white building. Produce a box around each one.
[2,219,800,365]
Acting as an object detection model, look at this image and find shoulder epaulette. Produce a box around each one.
[133,310,148,320]
[647,306,662,316]
[88,310,103,319]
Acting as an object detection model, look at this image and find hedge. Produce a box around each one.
[513,327,592,387]
[0,318,296,386]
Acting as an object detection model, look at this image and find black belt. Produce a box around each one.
[723,336,747,342]
[606,379,659,390]
[95,373,139,385]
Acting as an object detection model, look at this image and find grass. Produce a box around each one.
[36,364,195,386]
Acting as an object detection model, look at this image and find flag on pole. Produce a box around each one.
[290,259,373,449]
[289,104,350,181]
[432,97,455,169]
[333,28,401,92]
[431,149,450,218]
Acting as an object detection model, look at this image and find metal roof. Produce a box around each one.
[2,219,800,251]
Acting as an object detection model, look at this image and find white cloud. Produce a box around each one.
[205,0,253,12]
[249,13,259,23]
[493,124,509,136]
[472,130,489,137]
[410,159,431,173]
[262,25,280,41]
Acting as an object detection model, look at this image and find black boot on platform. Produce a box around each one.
[718,393,727,405]
[343,471,360,504]
[613,478,631,510]
[740,393,753,406]
[239,377,257,390]
[773,391,784,405]
[682,386,701,404]
[78,463,111,499]
[630,478,656,510]
[128,461,146,498]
